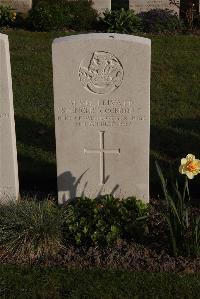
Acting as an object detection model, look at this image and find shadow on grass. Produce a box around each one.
[151,120,200,159]
[15,115,57,194]
[18,153,57,196]
[15,115,55,153]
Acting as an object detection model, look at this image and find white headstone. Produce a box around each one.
[129,0,180,15]
[0,34,19,201]
[0,0,32,13]
[53,33,150,204]
[92,0,111,14]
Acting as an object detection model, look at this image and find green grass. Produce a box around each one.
[0,29,200,195]
[1,265,200,299]
[150,35,200,194]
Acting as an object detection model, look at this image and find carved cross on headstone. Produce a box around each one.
[84,131,120,185]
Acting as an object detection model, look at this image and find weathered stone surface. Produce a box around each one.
[92,0,111,14]
[0,0,32,13]
[129,0,180,15]
[0,34,19,202]
[53,33,150,204]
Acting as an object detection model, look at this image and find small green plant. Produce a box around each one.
[101,8,142,34]
[63,195,148,247]
[156,154,200,257]
[0,200,63,259]
[0,5,16,26]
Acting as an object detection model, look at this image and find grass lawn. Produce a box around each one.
[0,29,200,196]
[1,265,200,298]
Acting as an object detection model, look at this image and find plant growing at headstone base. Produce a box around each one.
[63,195,148,247]
[0,200,63,260]
[156,154,200,257]
[0,6,17,26]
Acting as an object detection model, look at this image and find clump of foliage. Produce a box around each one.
[66,0,98,31]
[0,196,148,259]
[138,9,181,33]
[63,195,148,247]
[100,8,142,34]
[0,200,63,259]
[29,0,97,31]
[156,157,200,257]
[0,5,17,26]
[29,1,70,31]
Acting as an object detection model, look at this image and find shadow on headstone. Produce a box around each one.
[58,169,89,203]
[58,171,120,203]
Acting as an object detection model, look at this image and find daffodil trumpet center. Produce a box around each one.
[186,161,198,172]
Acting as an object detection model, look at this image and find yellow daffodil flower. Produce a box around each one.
[179,154,200,179]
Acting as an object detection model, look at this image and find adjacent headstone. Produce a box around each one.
[92,0,111,14]
[129,0,180,15]
[53,33,151,204]
[0,34,19,201]
[0,0,32,13]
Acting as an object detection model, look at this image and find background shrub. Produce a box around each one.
[0,5,17,26]
[0,200,63,259]
[101,8,142,34]
[138,9,181,33]
[30,0,97,31]
[29,1,70,31]
[66,0,98,31]
[63,195,148,247]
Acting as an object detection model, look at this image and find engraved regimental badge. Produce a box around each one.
[79,51,124,95]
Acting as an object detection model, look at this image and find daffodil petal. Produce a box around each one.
[186,172,194,179]
[186,154,195,161]
[181,158,187,165]
[179,165,185,174]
